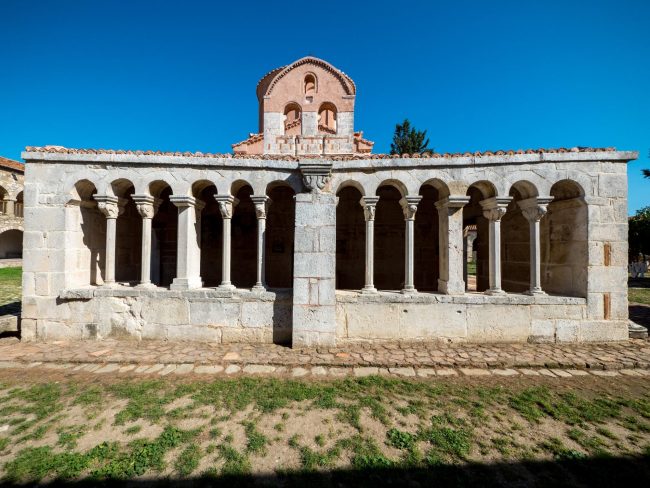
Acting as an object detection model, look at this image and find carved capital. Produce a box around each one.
[95,195,125,219]
[399,196,422,221]
[518,196,553,222]
[132,194,162,219]
[435,195,470,214]
[169,195,197,209]
[480,196,511,222]
[299,161,333,192]
[359,196,379,221]
[214,195,239,219]
[251,195,271,219]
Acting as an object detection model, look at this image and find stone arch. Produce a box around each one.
[149,181,177,287]
[375,179,407,198]
[501,181,540,292]
[266,184,295,288]
[0,229,22,259]
[335,179,366,197]
[231,179,254,197]
[414,181,447,291]
[284,102,302,136]
[463,181,497,291]
[420,178,450,199]
[265,178,301,195]
[0,185,8,215]
[541,179,587,297]
[375,183,406,290]
[232,182,256,288]
[149,180,174,198]
[335,185,365,290]
[192,179,218,198]
[109,178,136,198]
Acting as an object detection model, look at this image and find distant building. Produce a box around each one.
[0,156,24,259]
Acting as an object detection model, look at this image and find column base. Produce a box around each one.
[485,288,506,296]
[170,277,203,290]
[252,284,266,292]
[218,282,236,291]
[401,287,417,295]
[100,282,120,289]
[437,279,465,295]
[136,282,158,289]
[524,288,547,296]
[361,286,377,294]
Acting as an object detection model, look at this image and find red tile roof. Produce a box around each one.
[0,156,24,172]
[23,145,618,161]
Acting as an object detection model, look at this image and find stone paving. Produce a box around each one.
[1,337,650,379]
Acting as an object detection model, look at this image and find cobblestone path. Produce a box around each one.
[1,337,649,379]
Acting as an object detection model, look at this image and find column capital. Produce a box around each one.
[169,195,198,208]
[299,161,333,193]
[359,196,379,221]
[435,195,471,211]
[215,195,239,219]
[399,196,422,221]
[480,196,511,222]
[518,196,553,222]
[95,195,126,219]
[132,194,162,219]
[251,195,271,219]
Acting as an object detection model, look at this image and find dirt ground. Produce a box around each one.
[0,368,649,487]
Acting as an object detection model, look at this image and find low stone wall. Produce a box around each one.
[335,291,626,343]
[21,288,293,344]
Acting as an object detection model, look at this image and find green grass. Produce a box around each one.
[0,266,21,306]
[629,285,650,305]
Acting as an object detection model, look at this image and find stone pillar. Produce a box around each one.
[5,199,15,217]
[96,195,125,286]
[436,196,470,294]
[480,197,512,295]
[293,161,336,347]
[169,195,203,290]
[519,197,553,295]
[215,195,239,290]
[360,196,379,293]
[133,195,161,287]
[399,196,422,293]
[251,195,271,291]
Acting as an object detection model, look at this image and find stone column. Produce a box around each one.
[293,161,336,347]
[4,199,15,217]
[251,195,271,291]
[360,196,379,293]
[519,197,553,295]
[480,197,512,295]
[215,195,239,290]
[169,195,203,290]
[399,196,422,293]
[435,196,470,294]
[96,195,125,286]
[132,195,161,287]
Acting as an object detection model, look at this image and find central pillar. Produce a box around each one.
[293,161,336,347]
[96,195,125,287]
[215,195,239,290]
[436,196,470,294]
[133,195,161,287]
[480,197,512,295]
[251,195,271,291]
[519,197,553,295]
[399,196,422,293]
[360,196,379,293]
[170,195,203,290]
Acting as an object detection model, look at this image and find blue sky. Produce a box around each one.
[1,0,648,214]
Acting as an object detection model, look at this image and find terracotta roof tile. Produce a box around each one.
[23,145,618,162]
[0,156,24,172]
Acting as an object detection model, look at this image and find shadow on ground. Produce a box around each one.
[2,455,649,487]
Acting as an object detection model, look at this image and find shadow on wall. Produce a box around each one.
[0,455,648,487]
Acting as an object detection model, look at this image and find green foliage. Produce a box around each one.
[242,421,268,454]
[390,119,433,155]
[174,444,201,476]
[124,425,142,436]
[217,444,252,476]
[643,169,650,178]
[57,425,87,450]
[629,205,650,256]
[540,437,587,461]
[385,428,417,450]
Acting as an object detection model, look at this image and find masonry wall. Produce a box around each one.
[19,150,633,344]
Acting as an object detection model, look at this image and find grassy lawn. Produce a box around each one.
[629,278,650,305]
[0,373,648,485]
[0,267,21,306]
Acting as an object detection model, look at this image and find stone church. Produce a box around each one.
[21,57,636,346]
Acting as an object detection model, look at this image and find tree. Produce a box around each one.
[390,119,433,155]
[629,206,650,259]
[643,169,650,178]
